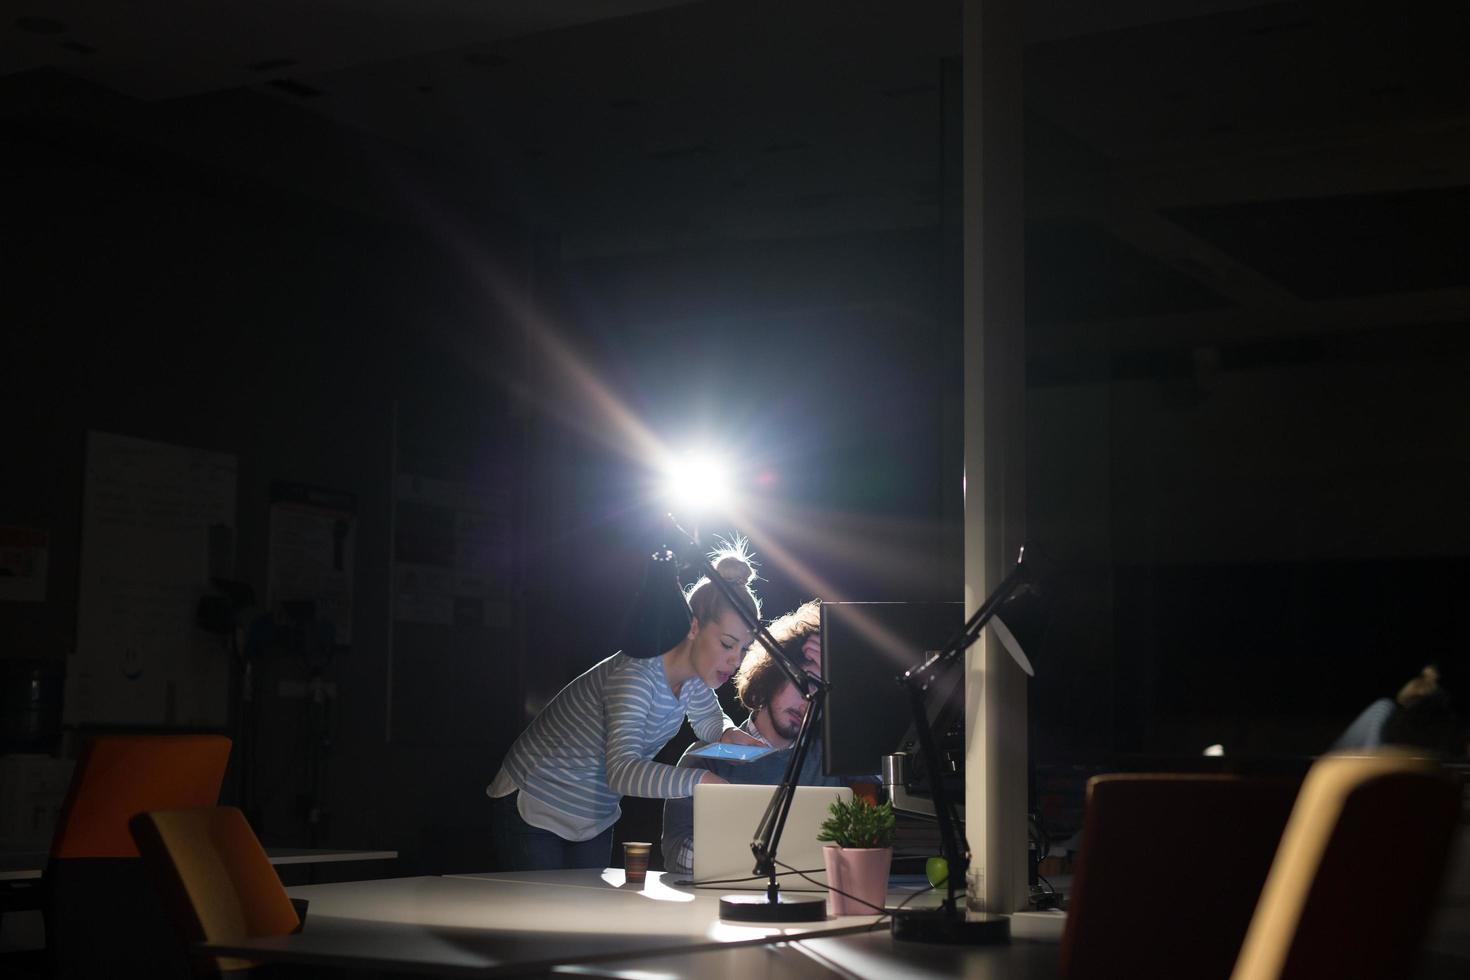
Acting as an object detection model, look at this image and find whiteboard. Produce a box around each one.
[69,432,237,727]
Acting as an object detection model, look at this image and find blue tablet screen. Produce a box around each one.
[684,742,778,763]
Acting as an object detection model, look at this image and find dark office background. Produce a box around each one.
[3,1,1469,874]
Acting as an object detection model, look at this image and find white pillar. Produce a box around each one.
[962,0,1029,913]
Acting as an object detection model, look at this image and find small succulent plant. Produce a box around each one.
[817,795,896,849]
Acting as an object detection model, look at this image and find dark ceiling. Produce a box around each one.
[6,0,1469,355]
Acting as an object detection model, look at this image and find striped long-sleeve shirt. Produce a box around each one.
[489,652,734,840]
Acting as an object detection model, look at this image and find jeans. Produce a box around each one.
[491,791,614,871]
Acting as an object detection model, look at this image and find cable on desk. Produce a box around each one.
[683,867,826,888]
[771,859,938,929]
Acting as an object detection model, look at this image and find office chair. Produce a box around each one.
[130,807,301,977]
[1059,772,1302,980]
[1230,749,1461,980]
[45,734,232,979]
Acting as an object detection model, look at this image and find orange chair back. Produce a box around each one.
[130,807,300,973]
[51,735,232,858]
[1060,772,1301,980]
[1230,750,1461,980]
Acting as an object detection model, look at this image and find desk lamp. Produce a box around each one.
[665,517,831,922]
[890,545,1047,944]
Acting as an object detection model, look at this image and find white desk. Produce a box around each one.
[199,870,975,977]
[261,847,399,866]
[0,853,48,883]
[550,930,1062,980]
[0,846,398,881]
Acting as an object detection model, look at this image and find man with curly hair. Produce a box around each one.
[661,599,857,876]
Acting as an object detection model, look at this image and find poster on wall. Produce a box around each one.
[393,473,512,629]
[70,432,237,727]
[267,482,356,646]
[0,526,49,602]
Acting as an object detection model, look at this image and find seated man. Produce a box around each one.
[661,600,849,876]
[1333,662,1464,756]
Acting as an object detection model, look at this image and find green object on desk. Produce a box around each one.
[925,856,949,888]
[817,796,896,849]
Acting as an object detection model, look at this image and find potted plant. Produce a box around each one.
[817,795,896,915]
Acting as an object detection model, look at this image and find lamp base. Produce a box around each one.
[891,908,1010,944]
[719,892,828,922]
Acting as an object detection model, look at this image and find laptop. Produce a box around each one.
[690,783,853,891]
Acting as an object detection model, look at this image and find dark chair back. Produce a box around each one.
[1060,772,1300,980]
[1231,750,1461,980]
[131,806,301,976]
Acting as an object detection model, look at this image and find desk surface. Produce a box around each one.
[200,870,1055,978]
[261,847,399,866]
[0,846,398,881]
[548,930,1061,980]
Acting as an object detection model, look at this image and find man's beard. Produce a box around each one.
[769,706,803,741]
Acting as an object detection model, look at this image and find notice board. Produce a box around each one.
[68,432,237,727]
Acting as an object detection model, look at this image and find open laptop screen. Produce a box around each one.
[691,783,853,890]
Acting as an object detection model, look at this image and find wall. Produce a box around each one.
[1,91,531,874]
[1028,330,1470,760]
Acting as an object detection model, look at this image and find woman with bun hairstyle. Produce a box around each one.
[488,544,763,871]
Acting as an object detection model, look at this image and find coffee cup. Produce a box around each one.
[623,841,652,884]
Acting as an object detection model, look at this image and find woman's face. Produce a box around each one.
[690,609,754,690]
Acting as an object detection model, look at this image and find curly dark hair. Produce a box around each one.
[734,600,820,713]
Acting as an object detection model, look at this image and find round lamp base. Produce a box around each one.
[891,909,1010,945]
[718,893,828,922]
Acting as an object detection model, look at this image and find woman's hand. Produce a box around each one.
[719,728,764,746]
[699,770,728,785]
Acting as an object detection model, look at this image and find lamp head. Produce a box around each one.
[660,451,735,516]
[991,546,1051,677]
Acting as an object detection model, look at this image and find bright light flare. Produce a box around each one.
[661,452,735,514]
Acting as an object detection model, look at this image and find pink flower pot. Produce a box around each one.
[822,844,892,916]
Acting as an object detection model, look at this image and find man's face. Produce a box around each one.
[765,632,822,741]
[767,677,808,742]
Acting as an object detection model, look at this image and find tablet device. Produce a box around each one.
[683,741,778,763]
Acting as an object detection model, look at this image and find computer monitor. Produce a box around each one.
[820,601,964,777]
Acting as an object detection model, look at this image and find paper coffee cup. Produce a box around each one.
[623,841,652,884]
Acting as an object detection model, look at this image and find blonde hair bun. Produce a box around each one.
[685,536,762,625]
[713,554,754,585]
